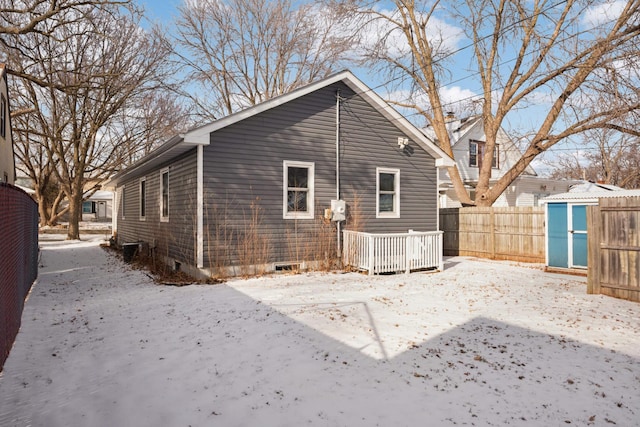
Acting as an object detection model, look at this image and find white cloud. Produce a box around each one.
[382,85,479,123]
[438,86,478,110]
[349,8,464,61]
[582,0,627,28]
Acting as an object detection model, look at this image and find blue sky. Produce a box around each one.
[141,0,182,24]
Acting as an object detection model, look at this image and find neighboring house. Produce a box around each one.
[105,71,454,278]
[423,115,578,207]
[82,190,112,221]
[0,64,15,185]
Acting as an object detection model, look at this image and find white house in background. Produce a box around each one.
[82,190,112,221]
[0,63,15,184]
[423,114,579,207]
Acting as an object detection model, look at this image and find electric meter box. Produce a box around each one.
[331,199,346,221]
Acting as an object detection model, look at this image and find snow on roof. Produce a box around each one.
[15,184,35,194]
[85,190,113,200]
[540,180,640,202]
[567,181,623,193]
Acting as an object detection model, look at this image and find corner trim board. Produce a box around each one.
[197,145,204,268]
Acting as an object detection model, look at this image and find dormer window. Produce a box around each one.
[469,140,498,169]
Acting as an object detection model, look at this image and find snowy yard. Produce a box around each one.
[1,236,639,426]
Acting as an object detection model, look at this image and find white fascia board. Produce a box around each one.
[183,133,211,145]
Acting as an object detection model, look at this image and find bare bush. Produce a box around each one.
[237,197,272,277]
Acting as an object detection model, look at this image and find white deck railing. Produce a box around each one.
[343,230,444,275]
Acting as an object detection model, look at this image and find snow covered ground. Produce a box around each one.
[1,235,639,426]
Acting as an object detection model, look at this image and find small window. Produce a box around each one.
[283,160,314,219]
[469,140,498,169]
[493,144,499,168]
[0,94,6,138]
[160,168,169,222]
[377,167,400,218]
[82,201,95,214]
[139,177,146,220]
[469,141,478,167]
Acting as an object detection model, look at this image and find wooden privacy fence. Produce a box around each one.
[343,230,443,275]
[440,207,545,263]
[587,197,640,302]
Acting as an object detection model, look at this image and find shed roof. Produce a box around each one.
[541,180,639,203]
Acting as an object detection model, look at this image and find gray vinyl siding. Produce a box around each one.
[201,81,438,268]
[115,150,198,266]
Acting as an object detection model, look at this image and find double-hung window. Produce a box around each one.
[469,140,499,169]
[160,168,169,222]
[283,160,314,219]
[377,167,400,218]
[139,177,146,220]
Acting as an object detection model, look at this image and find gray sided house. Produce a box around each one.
[105,71,454,277]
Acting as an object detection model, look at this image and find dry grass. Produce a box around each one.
[205,196,236,280]
[237,197,272,277]
[102,242,220,285]
[345,190,366,232]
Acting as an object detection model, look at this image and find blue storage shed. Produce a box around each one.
[542,183,640,271]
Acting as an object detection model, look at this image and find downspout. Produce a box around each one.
[336,90,341,258]
[197,144,204,269]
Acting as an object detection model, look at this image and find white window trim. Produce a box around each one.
[160,168,169,222]
[139,177,146,221]
[470,140,499,169]
[283,160,314,220]
[469,140,479,168]
[120,186,125,220]
[376,167,400,218]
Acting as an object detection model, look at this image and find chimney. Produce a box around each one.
[445,111,456,122]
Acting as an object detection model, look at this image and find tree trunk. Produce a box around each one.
[35,189,51,227]
[446,165,474,206]
[66,192,82,240]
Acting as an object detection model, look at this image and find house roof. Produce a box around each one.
[85,190,113,200]
[422,115,482,141]
[104,70,454,189]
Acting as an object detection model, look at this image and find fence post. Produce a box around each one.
[587,205,601,294]
[489,208,496,259]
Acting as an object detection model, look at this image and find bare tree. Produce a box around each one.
[10,95,67,226]
[174,0,352,120]
[107,92,191,166]
[342,0,640,206]
[0,0,130,36]
[549,129,640,188]
[9,5,174,239]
